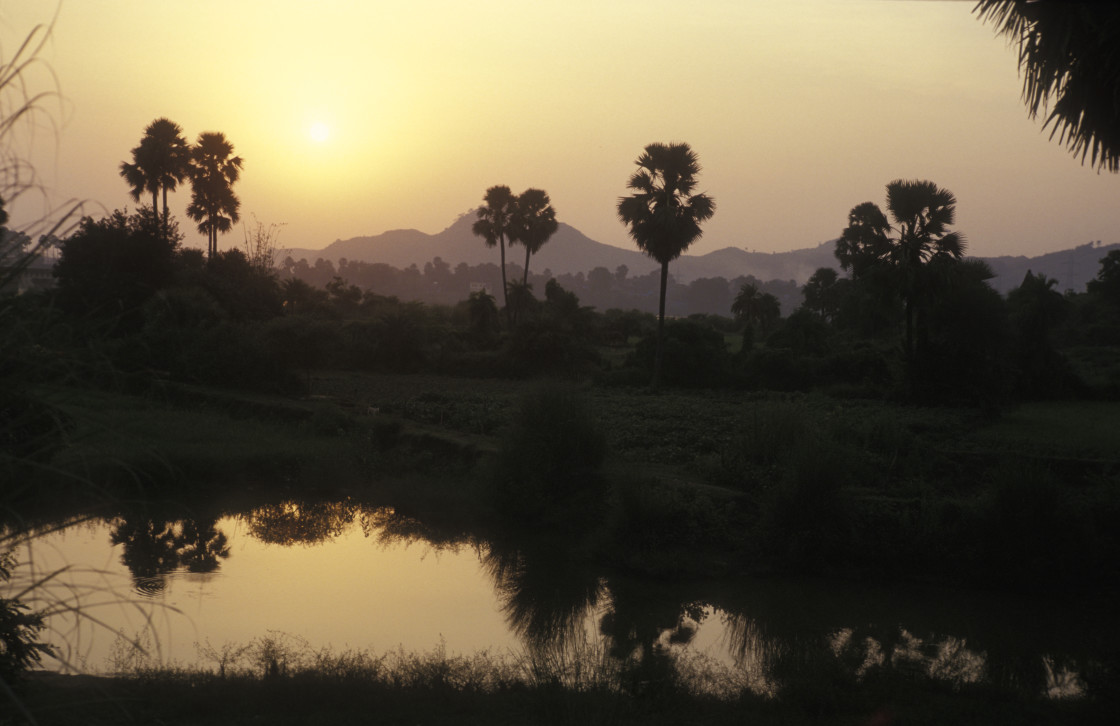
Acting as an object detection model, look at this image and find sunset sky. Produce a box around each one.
[3,0,1118,259]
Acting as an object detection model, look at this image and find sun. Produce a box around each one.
[309,122,330,143]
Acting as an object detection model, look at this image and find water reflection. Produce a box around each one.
[31,499,1120,704]
[109,515,230,596]
[245,500,358,546]
[483,541,604,648]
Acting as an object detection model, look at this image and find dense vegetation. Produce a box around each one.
[7,2,1120,715]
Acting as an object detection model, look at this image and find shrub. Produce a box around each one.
[627,320,730,388]
[491,385,608,525]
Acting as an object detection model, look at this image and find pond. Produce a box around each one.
[7,498,1116,700]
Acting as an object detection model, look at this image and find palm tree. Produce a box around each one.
[510,188,558,286]
[617,142,715,389]
[471,185,517,324]
[836,179,965,366]
[732,283,780,334]
[974,2,1120,172]
[119,118,191,225]
[186,132,243,259]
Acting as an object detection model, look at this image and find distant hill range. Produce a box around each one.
[280,212,1117,296]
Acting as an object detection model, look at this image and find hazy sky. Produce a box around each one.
[3,0,1118,259]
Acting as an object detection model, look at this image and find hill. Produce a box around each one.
[280,213,1117,293]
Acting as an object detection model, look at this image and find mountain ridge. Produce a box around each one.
[279,213,1117,295]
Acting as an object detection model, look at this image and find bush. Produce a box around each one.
[627,320,730,388]
[491,385,608,525]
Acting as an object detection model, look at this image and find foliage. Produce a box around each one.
[916,258,1010,404]
[1087,249,1120,307]
[187,131,244,258]
[836,180,967,387]
[731,282,780,334]
[492,384,608,524]
[119,117,191,223]
[0,551,52,685]
[509,187,558,285]
[974,1,1120,171]
[471,185,517,323]
[52,208,180,332]
[800,267,843,322]
[627,319,731,388]
[1006,269,1079,398]
[240,214,284,274]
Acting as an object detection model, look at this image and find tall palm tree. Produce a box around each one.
[471,185,517,323]
[187,132,243,259]
[836,179,965,366]
[510,188,558,286]
[617,142,715,389]
[119,118,191,224]
[974,1,1120,172]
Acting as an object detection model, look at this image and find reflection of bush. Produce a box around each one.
[245,501,357,546]
[109,516,231,594]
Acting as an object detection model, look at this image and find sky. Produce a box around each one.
[2,0,1118,260]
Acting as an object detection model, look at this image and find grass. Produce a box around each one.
[971,400,1120,459]
[14,634,1113,726]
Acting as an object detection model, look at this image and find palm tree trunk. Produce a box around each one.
[523,246,531,286]
[653,261,669,390]
[499,238,509,328]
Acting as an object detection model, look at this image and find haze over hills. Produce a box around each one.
[280,212,1117,296]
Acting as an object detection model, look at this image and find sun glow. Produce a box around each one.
[309,122,330,143]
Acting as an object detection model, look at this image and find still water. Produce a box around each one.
[7,500,1116,699]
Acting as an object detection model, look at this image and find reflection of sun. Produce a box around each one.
[310,122,330,143]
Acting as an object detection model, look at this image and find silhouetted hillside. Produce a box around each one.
[280,213,1117,293]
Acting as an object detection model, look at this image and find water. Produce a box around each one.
[6,500,1115,700]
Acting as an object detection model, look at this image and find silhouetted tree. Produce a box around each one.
[472,185,517,325]
[465,288,500,344]
[505,280,538,327]
[617,142,715,389]
[119,118,191,225]
[1087,249,1120,306]
[510,188,558,286]
[836,179,965,370]
[187,132,243,259]
[52,208,180,331]
[974,1,1120,171]
[801,267,842,322]
[731,282,780,334]
[1007,269,1073,396]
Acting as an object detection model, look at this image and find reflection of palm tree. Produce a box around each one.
[186,131,243,259]
[617,143,715,389]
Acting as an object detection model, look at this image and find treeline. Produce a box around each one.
[23,205,1120,406]
[277,254,803,319]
